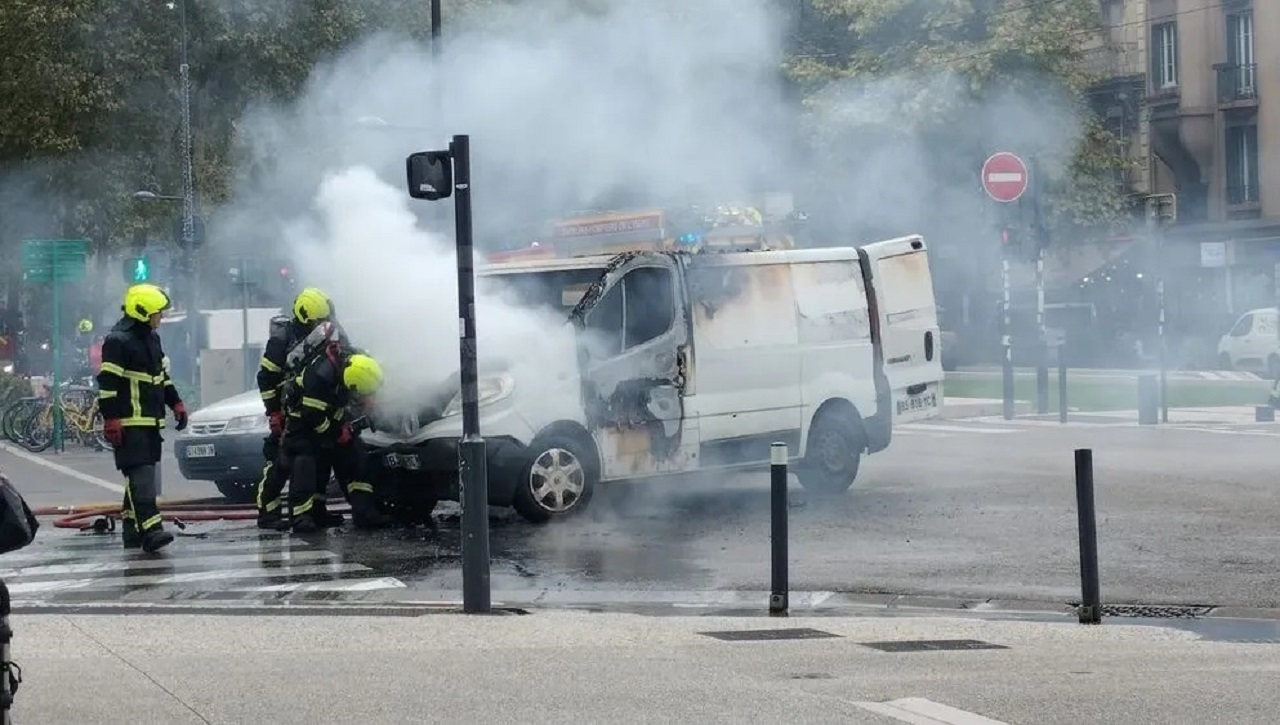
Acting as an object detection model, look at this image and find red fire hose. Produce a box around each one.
[33,497,351,531]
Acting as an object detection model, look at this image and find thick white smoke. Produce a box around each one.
[212,0,1095,406]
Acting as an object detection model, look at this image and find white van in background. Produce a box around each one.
[365,232,944,522]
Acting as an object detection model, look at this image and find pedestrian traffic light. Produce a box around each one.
[123,255,151,283]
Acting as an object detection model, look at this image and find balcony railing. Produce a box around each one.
[1217,64,1258,104]
[1226,183,1260,206]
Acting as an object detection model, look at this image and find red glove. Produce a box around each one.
[269,412,285,437]
[103,418,124,447]
[171,402,189,431]
[337,422,353,445]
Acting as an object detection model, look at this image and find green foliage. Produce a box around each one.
[787,0,1134,239]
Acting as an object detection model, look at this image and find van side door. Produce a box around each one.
[858,235,943,423]
[572,253,694,476]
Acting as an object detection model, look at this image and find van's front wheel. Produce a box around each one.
[797,413,864,495]
[512,433,598,523]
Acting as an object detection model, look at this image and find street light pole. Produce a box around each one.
[430,0,441,57]
[177,0,200,393]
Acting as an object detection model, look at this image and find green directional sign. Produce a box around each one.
[22,238,89,283]
[21,238,91,453]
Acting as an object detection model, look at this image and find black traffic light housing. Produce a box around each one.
[406,151,453,200]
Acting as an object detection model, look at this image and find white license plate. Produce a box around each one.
[895,390,939,416]
[186,444,216,458]
[383,452,421,471]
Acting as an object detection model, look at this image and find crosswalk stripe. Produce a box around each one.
[4,537,313,564]
[231,577,408,592]
[7,562,375,595]
[0,549,338,578]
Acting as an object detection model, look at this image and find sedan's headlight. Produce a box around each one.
[224,414,269,433]
[442,376,514,417]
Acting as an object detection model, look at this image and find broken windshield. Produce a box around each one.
[479,267,609,318]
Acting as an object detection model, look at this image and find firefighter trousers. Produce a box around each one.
[282,437,381,527]
[257,434,330,517]
[114,428,164,537]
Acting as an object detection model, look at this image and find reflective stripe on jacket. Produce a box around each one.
[95,317,180,427]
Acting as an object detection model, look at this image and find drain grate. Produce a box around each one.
[860,639,1008,653]
[1097,604,1213,619]
[700,627,840,642]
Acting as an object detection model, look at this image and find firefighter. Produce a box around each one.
[281,349,392,533]
[96,284,189,552]
[254,287,345,530]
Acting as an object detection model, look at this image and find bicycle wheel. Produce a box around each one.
[2,398,41,443]
[16,404,54,453]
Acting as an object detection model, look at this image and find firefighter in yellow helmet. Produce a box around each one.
[278,344,392,532]
[96,284,188,553]
[254,287,351,530]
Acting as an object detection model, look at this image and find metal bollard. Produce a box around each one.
[0,579,15,724]
[1074,449,1102,625]
[1058,361,1068,424]
[769,442,789,616]
[1137,374,1159,425]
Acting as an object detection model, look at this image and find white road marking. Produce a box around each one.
[897,424,1017,434]
[0,441,125,493]
[8,562,374,594]
[853,697,1009,725]
[0,548,337,578]
[233,577,408,592]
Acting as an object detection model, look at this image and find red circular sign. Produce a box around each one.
[981,152,1029,203]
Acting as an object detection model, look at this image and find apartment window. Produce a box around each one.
[1226,11,1255,94]
[1151,22,1178,90]
[1225,124,1260,205]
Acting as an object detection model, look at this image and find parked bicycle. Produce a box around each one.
[0,377,108,453]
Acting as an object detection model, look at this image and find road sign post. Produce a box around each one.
[982,153,1029,421]
[22,239,90,453]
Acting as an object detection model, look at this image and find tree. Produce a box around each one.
[782,0,1135,246]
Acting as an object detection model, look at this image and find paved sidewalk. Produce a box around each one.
[9,608,1279,724]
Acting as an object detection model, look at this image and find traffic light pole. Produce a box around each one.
[240,258,253,392]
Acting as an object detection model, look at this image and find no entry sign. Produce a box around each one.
[981,152,1029,203]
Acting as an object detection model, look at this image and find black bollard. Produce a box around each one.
[0,579,14,724]
[769,442,789,616]
[1074,449,1102,624]
[1058,360,1068,424]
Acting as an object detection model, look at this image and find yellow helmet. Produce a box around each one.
[77,319,94,334]
[292,287,332,325]
[123,284,171,322]
[343,353,384,396]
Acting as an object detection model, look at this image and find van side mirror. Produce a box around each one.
[406,151,453,200]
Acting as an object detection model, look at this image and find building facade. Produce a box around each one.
[1139,0,1279,317]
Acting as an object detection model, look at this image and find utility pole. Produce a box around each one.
[430,0,442,58]
[177,0,200,392]
[1030,156,1049,416]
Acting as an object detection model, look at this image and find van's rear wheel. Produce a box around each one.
[797,412,864,495]
[512,433,598,523]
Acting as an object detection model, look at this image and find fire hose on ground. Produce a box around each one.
[32,497,352,532]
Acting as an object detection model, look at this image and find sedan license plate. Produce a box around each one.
[383,452,421,471]
[896,390,939,416]
[186,444,215,458]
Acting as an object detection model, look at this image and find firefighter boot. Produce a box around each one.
[142,528,175,553]
[257,511,291,531]
[347,483,393,530]
[312,496,345,528]
[121,515,141,549]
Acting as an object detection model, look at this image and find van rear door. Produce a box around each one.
[858,235,943,423]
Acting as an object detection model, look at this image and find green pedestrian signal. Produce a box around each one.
[123,256,151,283]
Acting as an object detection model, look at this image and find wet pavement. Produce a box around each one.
[6,417,1280,614]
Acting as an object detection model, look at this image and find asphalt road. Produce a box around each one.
[5,416,1280,610]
